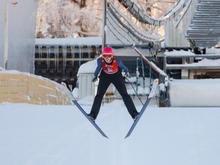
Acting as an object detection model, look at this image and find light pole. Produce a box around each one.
[102,0,107,49]
[4,0,8,70]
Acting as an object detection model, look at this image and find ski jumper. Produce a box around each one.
[89,56,139,120]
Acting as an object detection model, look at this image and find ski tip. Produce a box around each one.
[61,82,66,87]
[154,79,158,84]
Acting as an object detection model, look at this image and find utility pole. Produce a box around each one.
[4,0,8,70]
[102,0,107,49]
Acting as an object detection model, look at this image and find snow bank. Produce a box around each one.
[164,50,195,56]
[169,79,220,107]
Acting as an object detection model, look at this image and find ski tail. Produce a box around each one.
[125,79,158,138]
[61,82,108,138]
[125,98,151,139]
[132,44,167,77]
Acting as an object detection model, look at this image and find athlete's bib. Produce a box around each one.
[101,57,118,74]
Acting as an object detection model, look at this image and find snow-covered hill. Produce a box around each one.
[1,99,220,165]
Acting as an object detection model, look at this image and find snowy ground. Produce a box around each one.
[1,98,220,165]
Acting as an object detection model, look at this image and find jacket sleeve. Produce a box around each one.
[117,57,129,73]
[94,58,102,76]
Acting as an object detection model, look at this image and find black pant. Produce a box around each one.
[90,71,138,119]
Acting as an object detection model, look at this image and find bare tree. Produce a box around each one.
[36,0,103,38]
[36,0,177,38]
[70,0,86,8]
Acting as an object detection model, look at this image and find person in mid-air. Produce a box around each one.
[88,47,139,121]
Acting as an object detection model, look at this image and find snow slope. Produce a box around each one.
[1,100,220,165]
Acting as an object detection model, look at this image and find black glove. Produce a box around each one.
[125,72,131,78]
[92,76,98,82]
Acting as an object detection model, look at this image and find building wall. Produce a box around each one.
[0,0,38,73]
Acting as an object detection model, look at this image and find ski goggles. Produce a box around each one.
[103,54,112,58]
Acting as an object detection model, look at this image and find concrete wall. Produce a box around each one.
[0,70,72,105]
[169,79,220,107]
[0,0,38,73]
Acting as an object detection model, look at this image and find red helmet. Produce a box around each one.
[102,47,114,55]
[102,47,114,63]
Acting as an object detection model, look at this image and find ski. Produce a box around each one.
[61,82,108,139]
[125,79,159,138]
[132,44,167,77]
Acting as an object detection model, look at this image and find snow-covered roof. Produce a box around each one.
[35,37,102,46]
